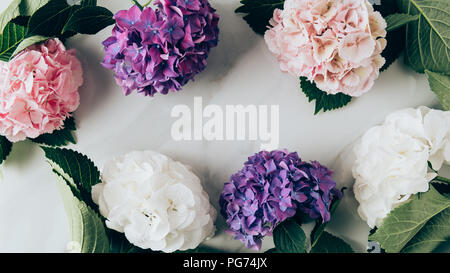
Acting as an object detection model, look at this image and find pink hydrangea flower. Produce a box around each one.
[0,38,83,142]
[265,0,387,97]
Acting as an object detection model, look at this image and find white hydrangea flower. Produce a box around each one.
[352,106,450,228]
[92,150,216,253]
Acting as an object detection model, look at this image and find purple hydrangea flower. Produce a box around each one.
[102,0,219,96]
[219,150,342,250]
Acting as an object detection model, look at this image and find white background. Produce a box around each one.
[0,0,446,253]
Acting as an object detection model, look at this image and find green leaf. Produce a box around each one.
[310,231,354,253]
[27,0,78,37]
[131,0,144,10]
[41,146,101,211]
[0,0,49,34]
[397,0,450,74]
[265,248,280,253]
[0,0,21,34]
[0,21,27,61]
[310,195,342,248]
[41,146,101,193]
[19,0,50,15]
[0,136,12,165]
[10,16,30,28]
[273,219,307,253]
[107,229,145,253]
[235,0,284,35]
[401,207,450,253]
[81,0,97,7]
[386,13,419,32]
[425,70,450,110]
[432,181,450,197]
[62,6,114,35]
[11,35,48,59]
[369,185,450,253]
[56,174,109,253]
[31,116,77,147]
[433,176,450,185]
[26,0,111,39]
[300,77,352,114]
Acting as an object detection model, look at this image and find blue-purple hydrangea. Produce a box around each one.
[219,150,342,250]
[102,0,219,96]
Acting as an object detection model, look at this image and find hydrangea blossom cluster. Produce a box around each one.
[102,0,219,96]
[92,150,216,253]
[0,38,83,142]
[219,150,342,250]
[353,107,450,228]
[265,0,387,97]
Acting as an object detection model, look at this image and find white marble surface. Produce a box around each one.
[0,0,443,253]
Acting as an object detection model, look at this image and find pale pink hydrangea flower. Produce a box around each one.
[0,38,83,142]
[265,0,387,97]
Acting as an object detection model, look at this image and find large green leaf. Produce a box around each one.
[265,248,280,253]
[235,0,284,35]
[401,207,450,253]
[0,0,21,34]
[425,70,450,110]
[26,0,108,39]
[433,176,450,186]
[27,0,72,37]
[56,174,109,253]
[386,13,419,32]
[0,0,49,34]
[0,136,12,165]
[44,147,109,253]
[397,0,450,74]
[18,0,49,15]
[0,21,27,61]
[107,229,145,253]
[300,77,352,115]
[310,231,354,253]
[62,6,114,35]
[369,185,450,253]
[81,0,97,7]
[273,219,307,253]
[11,35,48,59]
[31,116,77,147]
[0,0,100,57]
[41,146,101,211]
[41,146,101,193]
